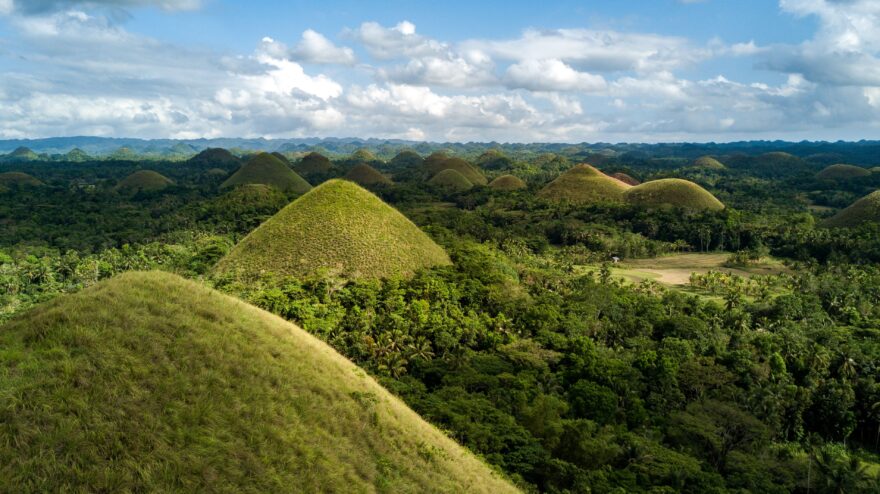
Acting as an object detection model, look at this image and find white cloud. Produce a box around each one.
[505,59,606,92]
[348,20,446,59]
[290,29,356,65]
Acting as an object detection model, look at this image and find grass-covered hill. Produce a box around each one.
[692,156,726,170]
[391,150,424,169]
[295,151,333,174]
[188,148,241,169]
[611,172,640,186]
[271,151,292,166]
[344,163,392,186]
[822,190,880,228]
[0,171,44,187]
[215,179,451,280]
[221,153,311,194]
[428,169,474,192]
[488,174,527,191]
[425,157,487,186]
[3,146,39,161]
[0,271,516,493]
[65,148,90,162]
[114,170,173,193]
[624,178,725,211]
[537,164,631,204]
[351,148,377,162]
[816,163,871,180]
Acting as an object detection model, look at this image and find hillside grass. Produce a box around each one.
[215,179,451,280]
[692,156,726,170]
[345,163,393,186]
[425,157,487,185]
[115,170,173,192]
[822,190,880,228]
[0,271,516,493]
[428,169,474,192]
[296,152,332,174]
[188,148,241,168]
[537,164,630,204]
[624,178,724,211]
[221,153,312,194]
[488,174,527,191]
[816,163,871,180]
[611,172,640,186]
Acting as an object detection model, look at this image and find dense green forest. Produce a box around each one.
[2,143,880,493]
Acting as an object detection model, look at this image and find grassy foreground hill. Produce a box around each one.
[428,169,474,192]
[488,174,527,191]
[0,272,516,493]
[537,164,630,204]
[816,164,871,180]
[221,153,311,194]
[822,190,880,228]
[624,178,724,211]
[215,179,451,280]
[115,170,173,192]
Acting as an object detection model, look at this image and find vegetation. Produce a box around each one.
[537,164,630,204]
[817,164,871,180]
[822,190,880,228]
[625,178,725,211]
[0,172,43,187]
[187,147,241,169]
[0,271,516,493]
[428,169,474,192]
[221,153,312,194]
[426,156,488,185]
[345,163,393,186]
[296,151,333,174]
[114,170,174,193]
[215,179,451,280]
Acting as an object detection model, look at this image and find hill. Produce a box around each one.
[0,171,44,187]
[816,164,871,180]
[6,146,39,161]
[221,153,312,194]
[822,190,880,228]
[0,271,516,493]
[296,151,333,174]
[624,178,725,211]
[115,170,173,193]
[692,156,726,170]
[488,174,527,191]
[188,148,241,169]
[351,148,377,162]
[345,163,392,186]
[611,172,640,186]
[215,179,451,280]
[537,164,630,204]
[425,157,487,185]
[428,169,474,192]
[65,148,90,162]
[271,151,292,166]
[391,150,424,168]
[109,147,138,160]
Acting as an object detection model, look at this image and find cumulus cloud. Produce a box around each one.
[290,29,356,65]
[347,20,446,59]
[505,59,606,92]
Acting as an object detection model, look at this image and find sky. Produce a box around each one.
[0,0,878,142]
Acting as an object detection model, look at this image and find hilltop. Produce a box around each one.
[692,156,726,170]
[0,271,515,493]
[295,151,333,174]
[537,164,631,204]
[488,174,527,191]
[215,179,451,280]
[816,164,871,180]
[188,148,241,169]
[428,169,474,192]
[624,178,724,211]
[425,157,487,185]
[65,148,90,162]
[351,148,377,162]
[0,171,44,187]
[822,190,880,228]
[345,163,392,186]
[221,153,312,194]
[391,150,424,168]
[115,170,173,193]
[6,146,39,161]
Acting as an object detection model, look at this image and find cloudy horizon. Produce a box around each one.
[0,0,878,143]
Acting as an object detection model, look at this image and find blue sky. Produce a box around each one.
[0,0,878,142]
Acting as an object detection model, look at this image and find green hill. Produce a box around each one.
[611,172,640,186]
[426,157,487,185]
[65,148,90,162]
[221,153,311,194]
[115,170,173,193]
[537,164,630,204]
[345,163,392,186]
[0,271,516,493]
[271,151,292,166]
[822,190,880,228]
[6,146,39,161]
[428,169,474,192]
[0,171,44,187]
[391,150,424,168]
[188,148,241,169]
[215,179,451,280]
[109,147,138,161]
[351,148,377,162]
[816,164,871,180]
[477,149,513,170]
[624,178,724,211]
[423,151,450,170]
[296,152,333,174]
[488,174,526,191]
[692,156,726,170]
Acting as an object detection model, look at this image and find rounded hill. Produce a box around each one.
[428,169,474,192]
[0,271,515,493]
[425,157,487,185]
[611,172,640,186]
[345,163,392,186]
[822,190,880,228]
[537,164,631,204]
[221,153,312,194]
[115,170,173,193]
[391,150,423,168]
[351,148,377,162]
[188,148,241,169]
[488,174,527,191]
[692,156,726,170]
[215,179,452,280]
[816,164,870,180]
[7,146,39,161]
[296,152,333,174]
[624,178,724,211]
[0,171,44,187]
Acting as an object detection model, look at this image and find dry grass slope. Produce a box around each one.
[537,164,630,204]
[624,178,724,211]
[345,163,393,186]
[0,172,44,187]
[822,190,880,228]
[221,153,312,195]
[611,172,640,186]
[425,157,488,185]
[428,169,474,192]
[115,170,173,192]
[488,174,527,191]
[692,156,726,170]
[296,152,333,174]
[215,179,451,280]
[188,148,241,168]
[816,164,871,180]
[0,272,517,493]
